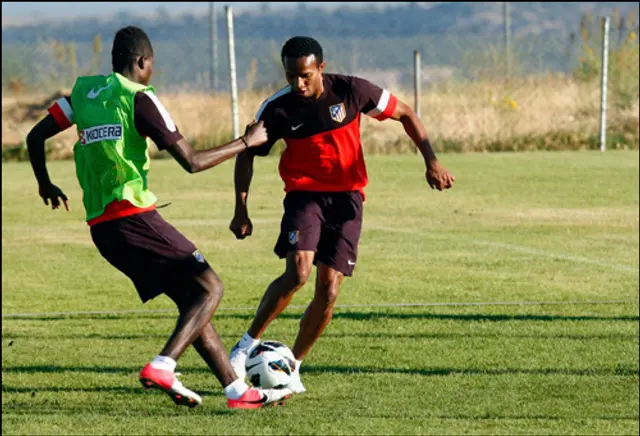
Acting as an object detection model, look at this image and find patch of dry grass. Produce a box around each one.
[2,75,638,160]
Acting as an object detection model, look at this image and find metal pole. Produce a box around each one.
[414,50,421,119]
[503,2,511,82]
[414,50,421,154]
[226,6,239,138]
[209,2,218,93]
[599,16,610,152]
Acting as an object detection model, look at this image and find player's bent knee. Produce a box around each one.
[284,251,314,289]
[316,281,340,307]
[197,269,224,302]
[284,265,311,289]
[294,267,311,288]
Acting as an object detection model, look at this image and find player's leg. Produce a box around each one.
[292,263,344,361]
[284,263,343,394]
[164,285,293,409]
[293,191,363,360]
[159,268,223,360]
[139,269,219,407]
[247,250,315,339]
[286,191,364,393]
[91,211,217,407]
[229,250,314,379]
[230,192,322,379]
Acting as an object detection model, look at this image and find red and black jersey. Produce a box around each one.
[250,73,398,195]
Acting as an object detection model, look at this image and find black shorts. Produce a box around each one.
[90,210,211,303]
[274,191,363,276]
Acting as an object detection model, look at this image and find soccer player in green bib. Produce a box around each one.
[26,26,292,409]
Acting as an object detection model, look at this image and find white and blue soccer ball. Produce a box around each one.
[245,340,296,389]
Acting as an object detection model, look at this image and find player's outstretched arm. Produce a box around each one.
[26,114,71,211]
[389,100,455,191]
[229,150,254,240]
[166,120,267,174]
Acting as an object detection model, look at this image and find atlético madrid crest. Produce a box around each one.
[329,103,346,123]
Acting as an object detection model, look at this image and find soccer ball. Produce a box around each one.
[245,340,295,389]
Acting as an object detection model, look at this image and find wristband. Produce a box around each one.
[241,137,249,149]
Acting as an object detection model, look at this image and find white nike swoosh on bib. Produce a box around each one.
[87,83,113,99]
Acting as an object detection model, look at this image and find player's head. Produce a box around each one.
[281,36,326,99]
[111,26,154,85]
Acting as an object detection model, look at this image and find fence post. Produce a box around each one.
[503,2,512,83]
[414,50,421,119]
[414,50,421,154]
[226,6,239,138]
[209,2,218,94]
[599,16,610,152]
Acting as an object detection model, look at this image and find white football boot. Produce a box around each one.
[229,340,256,381]
[286,362,307,394]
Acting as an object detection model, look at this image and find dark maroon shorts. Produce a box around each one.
[90,210,211,303]
[274,191,363,276]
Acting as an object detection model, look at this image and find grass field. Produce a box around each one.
[2,151,639,435]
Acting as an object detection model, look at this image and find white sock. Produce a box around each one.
[294,358,303,374]
[223,378,250,400]
[150,355,176,373]
[238,332,260,350]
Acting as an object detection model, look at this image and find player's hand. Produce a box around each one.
[39,183,70,211]
[425,160,455,191]
[242,120,268,148]
[229,213,253,240]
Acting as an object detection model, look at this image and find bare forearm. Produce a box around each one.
[234,150,254,213]
[26,132,52,187]
[190,138,249,173]
[400,113,437,165]
[168,137,248,174]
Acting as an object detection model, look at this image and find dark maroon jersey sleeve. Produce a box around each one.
[248,97,283,157]
[134,91,183,150]
[350,76,398,121]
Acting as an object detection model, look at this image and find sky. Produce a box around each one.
[1,2,404,27]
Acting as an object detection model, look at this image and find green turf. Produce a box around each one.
[2,151,639,435]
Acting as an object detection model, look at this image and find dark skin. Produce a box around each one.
[26,51,266,387]
[230,54,455,360]
[28,54,266,210]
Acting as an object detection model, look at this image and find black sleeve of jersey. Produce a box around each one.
[248,102,281,157]
[133,92,183,151]
[350,76,385,114]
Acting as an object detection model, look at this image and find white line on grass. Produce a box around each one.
[366,225,640,273]
[2,300,637,319]
[137,219,639,273]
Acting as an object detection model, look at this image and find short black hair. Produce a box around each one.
[111,26,154,73]
[281,36,323,66]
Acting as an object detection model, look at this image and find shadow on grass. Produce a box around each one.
[301,365,639,377]
[3,332,638,341]
[2,384,220,397]
[3,364,637,377]
[4,311,639,323]
[366,413,640,421]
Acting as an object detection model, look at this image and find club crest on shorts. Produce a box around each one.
[329,103,346,123]
[288,230,299,245]
[192,250,205,263]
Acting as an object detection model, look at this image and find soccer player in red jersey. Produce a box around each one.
[228,36,455,393]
